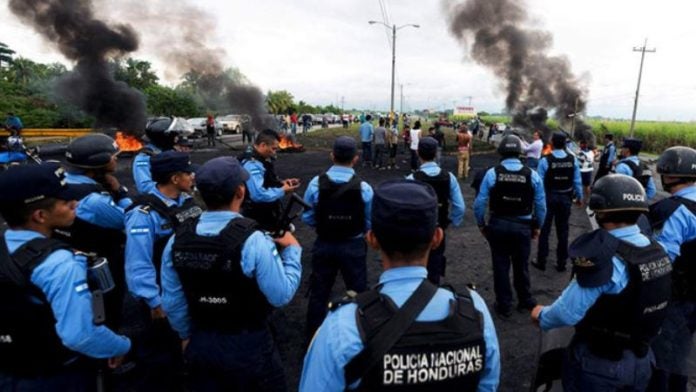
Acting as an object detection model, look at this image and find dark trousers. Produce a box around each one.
[184,328,286,392]
[427,231,447,284]
[361,142,372,165]
[206,130,216,146]
[563,342,653,392]
[538,192,573,268]
[306,237,367,342]
[243,131,254,144]
[0,368,95,392]
[487,217,534,310]
[374,144,386,167]
[410,149,419,171]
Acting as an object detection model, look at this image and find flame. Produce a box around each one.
[115,131,143,152]
[542,143,552,156]
[278,135,304,151]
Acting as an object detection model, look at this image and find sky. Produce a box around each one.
[2,0,696,121]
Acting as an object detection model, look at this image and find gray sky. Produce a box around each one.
[2,0,696,121]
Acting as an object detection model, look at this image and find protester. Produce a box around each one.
[409,120,422,172]
[457,124,472,180]
[522,130,544,170]
[373,118,388,169]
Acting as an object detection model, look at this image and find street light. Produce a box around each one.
[368,21,419,121]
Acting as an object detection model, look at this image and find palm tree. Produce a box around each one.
[0,42,15,69]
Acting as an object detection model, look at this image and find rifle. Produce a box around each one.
[270,192,311,238]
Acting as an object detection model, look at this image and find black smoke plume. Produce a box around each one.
[9,0,146,135]
[445,0,595,145]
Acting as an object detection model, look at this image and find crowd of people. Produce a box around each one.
[0,119,694,392]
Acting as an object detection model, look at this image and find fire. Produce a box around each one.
[542,143,552,156]
[278,135,304,152]
[115,131,143,152]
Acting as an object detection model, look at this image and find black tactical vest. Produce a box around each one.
[543,153,575,193]
[649,196,696,301]
[575,240,671,360]
[171,217,273,333]
[599,142,614,170]
[0,238,82,375]
[621,159,652,190]
[126,194,203,276]
[346,287,486,391]
[414,170,451,229]
[316,173,365,241]
[240,151,284,231]
[489,165,534,217]
[53,184,127,329]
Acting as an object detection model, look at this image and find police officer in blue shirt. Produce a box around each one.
[533,132,583,272]
[160,156,302,391]
[0,164,130,390]
[359,114,374,167]
[406,136,466,284]
[300,180,500,392]
[646,146,696,392]
[594,133,616,183]
[474,134,546,317]
[302,136,373,343]
[532,174,672,391]
[614,137,656,200]
[133,120,187,194]
[240,129,300,232]
[124,150,202,390]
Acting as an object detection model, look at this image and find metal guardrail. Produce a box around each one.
[0,129,93,138]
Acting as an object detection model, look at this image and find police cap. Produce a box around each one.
[332,136,357,161]
[372,180,438,246]
[150,151,197,179]
[65,133,119,168]
[656,146,696,177]
[417,137,438,159]
[569,230,619,288]
[195,157,249,199]
[0,163,81,204]
[589,174,648,213]
[622,138,643,154]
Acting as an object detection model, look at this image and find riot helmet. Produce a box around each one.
[589,174,648,213]
[65,133,119,169]
[497,135,523,158]
[656,146,696,192]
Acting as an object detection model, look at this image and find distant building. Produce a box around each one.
[454,106,476,116]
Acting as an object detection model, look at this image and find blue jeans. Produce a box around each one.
[486,217,534,310]
[538,192,573,267]
[563,341,654,392]
[184,328,286,391]
[527,157,539,170]
[306,237,367,342]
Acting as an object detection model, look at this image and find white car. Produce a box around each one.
[217,115,245,134]
[187,117,223,137]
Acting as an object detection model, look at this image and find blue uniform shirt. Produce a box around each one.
[615,156,657,200]
[4,230,130,358]
[124,188,190,309]
[302,165,374,231]
[538,225,649,330]
[299,266,500,392]
[65,172,132,230]
[655,185,696,262]
[604,143,617,167]
[160,211,302,339]
[473,158,547,227]
[132,143,161,194]
[406,162,466,227]
[536,149,584,201]
[242,158,285,203]
[359,122,374,143]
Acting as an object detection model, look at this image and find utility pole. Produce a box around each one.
[629,39,656,137]
[390,25,396,119]
[400,84,404,114]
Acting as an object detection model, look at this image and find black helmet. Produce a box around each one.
[589,174,648,213]
[66,133,119,168]
[656,146,696,177]
[497,135,523,157]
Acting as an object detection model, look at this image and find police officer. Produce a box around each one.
[133,119,187,194]
[0,164,130,390]
[300,180,500,391]
[124,150,202,389]
[646,146,696,392]
[615,137,657,200]
[474,135,546,317]
[531,174,672,391]
[594,133,616,183]
[160,157,302,391]
[302,136,373,343]
[533,132,583,272]
[240,129,300,232]
[407,136,466,284]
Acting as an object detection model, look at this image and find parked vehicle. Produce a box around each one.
[146,116,195,137]
[216,114,245,134]
[187,117,223,137]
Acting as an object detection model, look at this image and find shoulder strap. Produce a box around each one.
[344,279,438,386]
[125,193,171,217]
[623,159,641,176]
[0,237,70,287]
[674,196,696,215]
